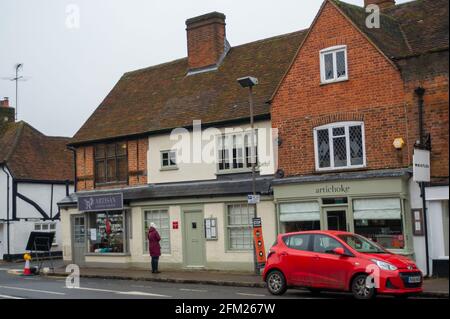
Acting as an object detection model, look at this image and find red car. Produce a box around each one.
[263,231,423,299]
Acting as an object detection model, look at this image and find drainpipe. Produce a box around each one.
[415,87,431,277]
[67,146,77,193]
[1,165,11,259]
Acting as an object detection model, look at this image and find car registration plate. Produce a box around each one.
[408,276,421,284]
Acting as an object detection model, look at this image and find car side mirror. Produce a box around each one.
[333,247,345,256]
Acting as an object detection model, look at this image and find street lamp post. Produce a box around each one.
[237,76,259,274]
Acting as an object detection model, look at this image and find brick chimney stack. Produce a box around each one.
[186,12,228,72]
[0,97,15,129]
[364,0,396,10]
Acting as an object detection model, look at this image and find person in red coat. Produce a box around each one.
[148,223,161,273]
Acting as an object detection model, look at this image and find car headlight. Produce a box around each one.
[371,259,398,271]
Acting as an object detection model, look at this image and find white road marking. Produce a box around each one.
[0,294,25,299]
[236,292,267,297]
[180,288,208,293]
[0,285,65,295]
[68,286,170,298]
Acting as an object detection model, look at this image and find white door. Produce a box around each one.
[0,224,4,260]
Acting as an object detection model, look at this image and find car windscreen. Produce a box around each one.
[338,234,386,253]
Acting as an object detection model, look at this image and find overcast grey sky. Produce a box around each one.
[0,0,412,137]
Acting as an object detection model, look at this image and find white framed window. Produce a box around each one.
[320,45,348,84]
[227,204,255,250]
[313,121,366,171]
[144,209,171,254]
[217,131,258,173]
[160,150,177,169]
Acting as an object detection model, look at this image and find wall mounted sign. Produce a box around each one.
[204,218,218,240]
[413,149,431,182]
[78,193,124,212]
[248,195,261,205]
[316,184,351,194]
[412,209,425,236]
[252,217,266,265]
[172,221,179,230]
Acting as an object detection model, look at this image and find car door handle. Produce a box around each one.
[281,252,288,256]
[313,255,321,260]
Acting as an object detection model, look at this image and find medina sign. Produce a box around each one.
[413,149,431,183]
[78,193,124,212]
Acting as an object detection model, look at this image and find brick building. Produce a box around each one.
[271,0,448,276]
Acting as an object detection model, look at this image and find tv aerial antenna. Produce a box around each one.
[1,63,30,120]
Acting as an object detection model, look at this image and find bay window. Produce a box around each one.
[314,122,365,171]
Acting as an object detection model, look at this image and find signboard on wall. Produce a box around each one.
[252,217,266,265]
[78,193,124,212]
[413,149,431,182]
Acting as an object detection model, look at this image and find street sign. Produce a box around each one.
[248,194,260,205]
[413,149,431,182]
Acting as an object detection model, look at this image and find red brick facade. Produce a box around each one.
[272,1,448,182]
[76,138,148,191]
[272,2,410,177]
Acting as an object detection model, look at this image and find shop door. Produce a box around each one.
[326,210,347,231]
[184,211,205,267]
[71,215,86,266]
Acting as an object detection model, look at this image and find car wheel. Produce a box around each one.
[266,270,287,296]
[351,274,376,300]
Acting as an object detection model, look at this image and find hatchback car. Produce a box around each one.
[263,231,423,299]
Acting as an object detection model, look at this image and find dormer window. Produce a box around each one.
[313,122,365,171]
[320,45,348,84]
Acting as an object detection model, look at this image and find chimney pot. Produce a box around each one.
[364,0,396,10]
[186,12,227,71]
[0,97,9,108]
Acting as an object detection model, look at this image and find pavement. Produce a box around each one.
[42,264,448,298]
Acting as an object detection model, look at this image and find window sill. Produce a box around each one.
[95,181,128,188]
[85,253,130,257]
[314,165,367,174]
[160,167,179,172]
[216,169,260,176]
[320,78,349,86]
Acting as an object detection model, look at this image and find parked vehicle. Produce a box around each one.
[263,231,423,299]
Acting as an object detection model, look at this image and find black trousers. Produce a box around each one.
[151,256,159,272]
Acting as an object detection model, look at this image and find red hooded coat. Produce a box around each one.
[148,227,161,257]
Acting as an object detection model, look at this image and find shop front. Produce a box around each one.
[273,169,415,257]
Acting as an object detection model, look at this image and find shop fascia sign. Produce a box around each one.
[413,148,431,183]
[78,193,124,212]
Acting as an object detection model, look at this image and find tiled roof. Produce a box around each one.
[0,121,74,182]
[333,0,449,58]
[70,30,308,145]
[70,0,448,145]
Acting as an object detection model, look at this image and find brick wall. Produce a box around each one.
[76,138,148,191]
[272,2,409,177]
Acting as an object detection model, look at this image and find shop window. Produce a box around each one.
[314,122,365,171]
[227,204,255,250]
[94,142,128,184]
[144,209,170,254]
[88,211,126,253]
[279,202,321,233]
[320,45,348,84]
[217,132,257,173]
[353,198,404,249]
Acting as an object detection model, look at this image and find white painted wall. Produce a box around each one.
[147,120,276,184]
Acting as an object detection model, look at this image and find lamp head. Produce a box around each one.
[237,76,258,88]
